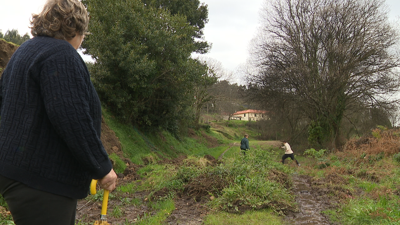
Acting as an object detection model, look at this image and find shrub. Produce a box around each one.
[304,148,327,158]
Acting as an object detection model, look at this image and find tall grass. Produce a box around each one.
[325,196,400,224]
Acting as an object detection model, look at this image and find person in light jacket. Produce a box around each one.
[281,141,300,166]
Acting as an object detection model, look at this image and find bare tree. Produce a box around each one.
[194,57,249,121]
[248,0,400,149]
[192,58,219,127]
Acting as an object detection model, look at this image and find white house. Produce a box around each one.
[230,109,268,121]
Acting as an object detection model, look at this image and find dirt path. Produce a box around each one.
[285,175,331,225]
[218,143,239,160]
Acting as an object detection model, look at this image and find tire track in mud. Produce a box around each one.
[286,174,331,225]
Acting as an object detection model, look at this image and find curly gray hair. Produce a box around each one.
[30,0,89,40]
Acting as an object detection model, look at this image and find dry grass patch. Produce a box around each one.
[342,128,400,157]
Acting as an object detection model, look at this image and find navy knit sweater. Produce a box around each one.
[0,36,112,199]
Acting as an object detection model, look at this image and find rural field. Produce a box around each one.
[3,113,399,225]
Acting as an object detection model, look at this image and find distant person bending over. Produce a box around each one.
[240,134,250,155]
[281,141,300,166]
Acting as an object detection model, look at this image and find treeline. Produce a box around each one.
[0,29,30,45]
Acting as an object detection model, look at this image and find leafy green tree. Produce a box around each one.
[81,0,209,132]
[2,29,30,45]
[141,0,210,53]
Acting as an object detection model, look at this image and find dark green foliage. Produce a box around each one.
[0,29,30,45]
[141,0,210,53]
[82,0,210,132]
[308,120,331,148]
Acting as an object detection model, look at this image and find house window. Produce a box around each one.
[255,114,257,117]
[244,114,246,117]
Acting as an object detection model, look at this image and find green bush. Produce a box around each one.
[175,165,203,183]
[304,148,327,158]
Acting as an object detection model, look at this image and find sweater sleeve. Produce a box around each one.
[0,76,2,115]
[39,51,111,179]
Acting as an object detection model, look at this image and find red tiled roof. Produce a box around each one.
[233,109,267,115]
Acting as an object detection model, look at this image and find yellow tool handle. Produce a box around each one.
[101,190,109,216]
[90,179,109,217]
[90,179,98,195]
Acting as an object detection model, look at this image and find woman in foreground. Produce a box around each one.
[0,0,117,224]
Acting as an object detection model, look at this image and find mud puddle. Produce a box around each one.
[285,174,331,225]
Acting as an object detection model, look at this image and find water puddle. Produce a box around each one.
[285,175,331,225]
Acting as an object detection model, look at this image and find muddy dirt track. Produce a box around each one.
[285,175,331,225]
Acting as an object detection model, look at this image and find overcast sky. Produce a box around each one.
[1,0,400,81]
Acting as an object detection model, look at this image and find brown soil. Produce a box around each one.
[158,154,187,166]
[101,116,123,157]
[164,196,208,225]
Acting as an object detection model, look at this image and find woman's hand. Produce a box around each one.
[98,169,118,191]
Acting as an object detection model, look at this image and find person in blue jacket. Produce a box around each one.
[0,0,117,224]
[240,134,250,155]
